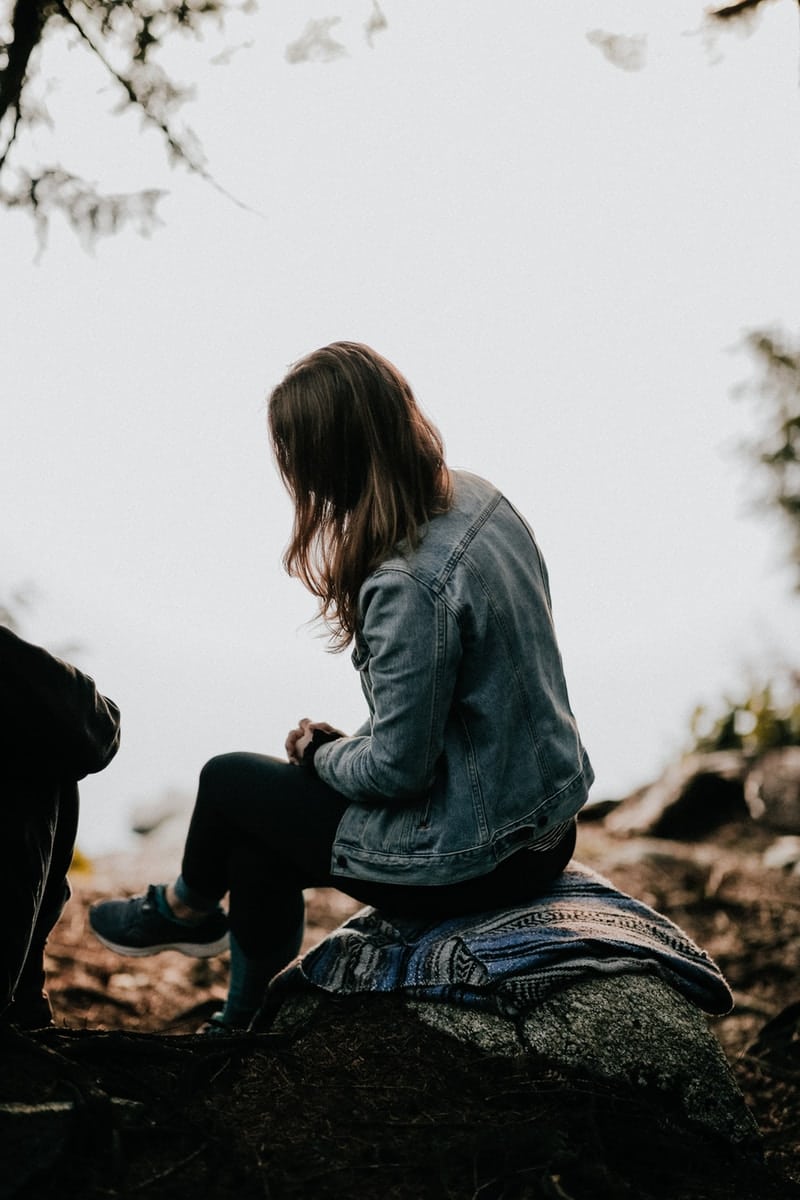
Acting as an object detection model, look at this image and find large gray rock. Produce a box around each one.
[414,974,756,1146]
[745,747,800,833]
[605,752,749,839]
[269,971,758,1149]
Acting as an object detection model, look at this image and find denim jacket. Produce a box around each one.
[314,470,593,886]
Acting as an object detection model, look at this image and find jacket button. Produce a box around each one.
[335,855,347,868]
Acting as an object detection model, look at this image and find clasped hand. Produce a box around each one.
[285,718,342,765]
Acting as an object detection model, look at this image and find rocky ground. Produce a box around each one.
[3,798,800,1199]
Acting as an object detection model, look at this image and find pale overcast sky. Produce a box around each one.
[3,1,799,853]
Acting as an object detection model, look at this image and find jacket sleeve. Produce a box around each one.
[0,626,121,781]
[313,571,461,803]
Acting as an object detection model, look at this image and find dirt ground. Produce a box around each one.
[4,813,800,1199]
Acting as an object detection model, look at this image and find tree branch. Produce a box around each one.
[0,165,166,250]
[54,0,206,175]
[0,0,49,151]
[707,0,781,22]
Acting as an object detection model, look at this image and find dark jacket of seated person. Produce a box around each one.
[0,625,120,1026]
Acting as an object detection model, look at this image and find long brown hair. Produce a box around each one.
[268,342,453,648]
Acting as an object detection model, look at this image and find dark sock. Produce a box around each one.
[154,883,205,927]
[173,874,221,914]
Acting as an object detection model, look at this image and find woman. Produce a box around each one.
[90,342,593,1031]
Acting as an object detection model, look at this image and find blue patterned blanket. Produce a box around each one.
[276,862,732,1017]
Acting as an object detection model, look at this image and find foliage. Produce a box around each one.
[0,0,235,244]
[687,324,800,758]
[689,672,800,755]
[0,582,83,658]
[0,0,787,244]
[68,844,92,872]
[735,328,800,590]
[0,582,36,632]
[0,599,20,631]
[707,0,784,24]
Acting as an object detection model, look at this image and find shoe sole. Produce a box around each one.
[90,930,230,958]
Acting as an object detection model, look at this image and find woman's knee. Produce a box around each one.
[195,751,286,819]
[201,750,266,784]
[196,752,250,810]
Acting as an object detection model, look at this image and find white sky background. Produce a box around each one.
[2,0,800,854]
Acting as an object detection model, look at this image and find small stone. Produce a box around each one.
[762,836,800,871]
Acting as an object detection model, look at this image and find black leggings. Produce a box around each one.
[180,752,576,959]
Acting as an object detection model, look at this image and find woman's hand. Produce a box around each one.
[285,718,311,764]
[286,719,343,765]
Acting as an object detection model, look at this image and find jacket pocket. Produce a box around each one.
[416,788,434,830]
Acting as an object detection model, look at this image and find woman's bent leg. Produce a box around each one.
[178,752,350,958]
[89,750,352,1027]
[174,752,351,1028]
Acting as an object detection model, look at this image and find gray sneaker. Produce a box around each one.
[89,884,229,958]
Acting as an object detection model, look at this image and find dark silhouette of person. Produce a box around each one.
[0,625,120,1028]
